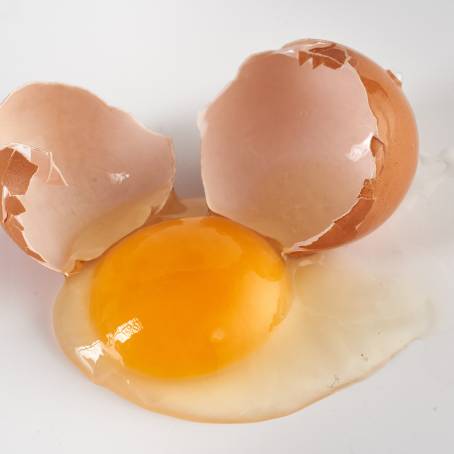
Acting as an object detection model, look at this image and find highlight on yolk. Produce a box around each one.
[89,216,290,379]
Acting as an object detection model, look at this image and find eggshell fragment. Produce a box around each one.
[0,84,175,273]
[200,39,418,254]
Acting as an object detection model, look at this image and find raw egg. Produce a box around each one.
[54,197,428,422]
[0,39,428,423]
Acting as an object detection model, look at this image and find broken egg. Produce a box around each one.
[54,197,428,422]
[0,83,175,273]
[0,39,429,423]
[200,39,418,253]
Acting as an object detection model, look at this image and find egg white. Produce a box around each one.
[53,199,429,423]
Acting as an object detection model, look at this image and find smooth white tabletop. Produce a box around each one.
[0,1,453,453]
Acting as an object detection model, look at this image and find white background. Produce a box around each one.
[0,1,453,453]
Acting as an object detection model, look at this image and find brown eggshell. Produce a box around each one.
[0,84,175,273]
[200,39,418,254]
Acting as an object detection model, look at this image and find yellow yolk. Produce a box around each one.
[90,216,289,379]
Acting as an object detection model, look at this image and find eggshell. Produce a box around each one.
[200,39,418,254]
[0,84,175,273]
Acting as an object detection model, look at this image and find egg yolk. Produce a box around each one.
[90,216,289,379]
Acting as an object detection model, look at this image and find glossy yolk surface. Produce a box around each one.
[90,216,289,379]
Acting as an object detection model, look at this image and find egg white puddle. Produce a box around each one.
[53,155,449,424]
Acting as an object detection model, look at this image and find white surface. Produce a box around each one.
[0,1,453,453]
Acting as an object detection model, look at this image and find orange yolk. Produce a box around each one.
[90,216,289,379]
